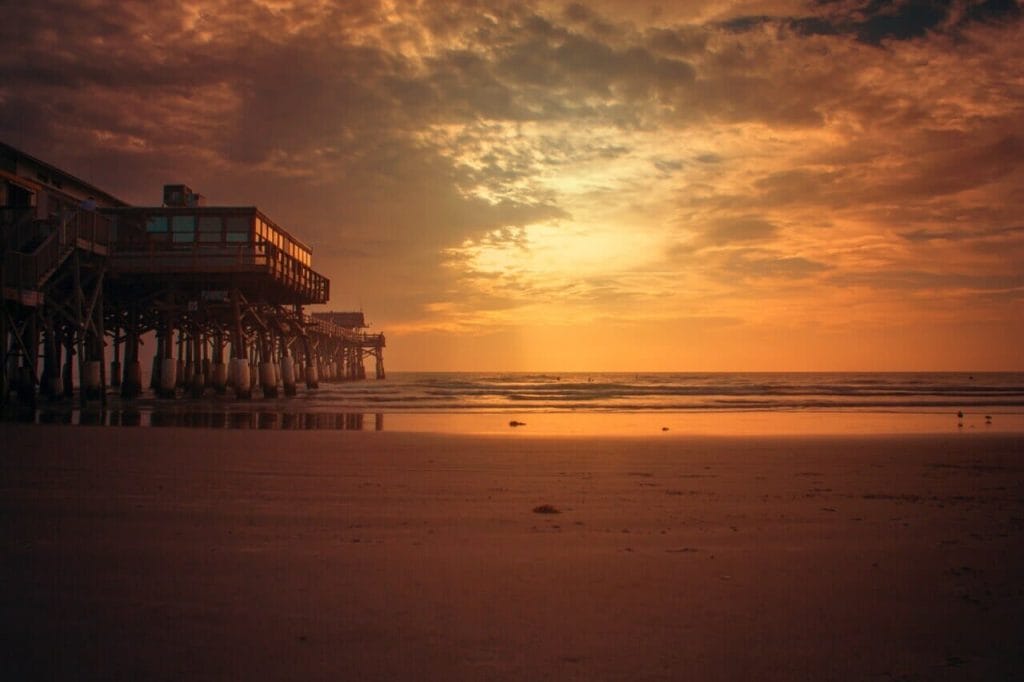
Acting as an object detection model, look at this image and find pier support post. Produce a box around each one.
[281,351,297,396]
[183,329,194,389]
[150,347,160,391]
[189,324,205,398]
[233,357,251,399]
[124,359,142,397]
[211,331,228,394]
[305,363,319,389]
[110,332,122,389]
[83,360,103,402]
[41,321,62,398]
[121,317,142,398]
[14,314,39,406]
[83,289,105,403]
[157,310,177,399]
[303,339,319,390]
[62,332,74,399]
[260,332,277,398]
[160,355,177,398]
[231,290,251,399]
[175,329,185,390]
[201,335,211,387]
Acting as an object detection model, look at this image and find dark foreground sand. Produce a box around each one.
[1,425,1022,681]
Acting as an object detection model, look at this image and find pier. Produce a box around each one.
[1,142,384,408]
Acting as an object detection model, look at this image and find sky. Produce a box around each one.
[2,0,1022,371]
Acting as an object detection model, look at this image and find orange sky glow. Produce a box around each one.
[2,0,1022,370]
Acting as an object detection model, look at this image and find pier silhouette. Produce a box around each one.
[2,142,384,408]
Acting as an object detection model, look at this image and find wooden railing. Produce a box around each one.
[304,314,385,345]
[110,239,329,304]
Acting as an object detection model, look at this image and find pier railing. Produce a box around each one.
[110,239,329,303]
[303,313,386,346]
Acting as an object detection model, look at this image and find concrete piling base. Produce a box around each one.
[189,369,205,398]
[281,357,297,396]
[212,363,228,394]
[260,362,278,398]
[234,359,252,399]
[158,358,177,398]
[83,360,103,401]
[121,361,142,398]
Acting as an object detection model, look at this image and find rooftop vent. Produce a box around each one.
[163,184,206,208]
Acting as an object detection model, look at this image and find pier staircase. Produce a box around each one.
[2,209,109,305]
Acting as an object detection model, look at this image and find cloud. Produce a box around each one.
[701,217,780,245]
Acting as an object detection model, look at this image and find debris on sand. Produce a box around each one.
[509,420,527,427]
[532,504,560,514]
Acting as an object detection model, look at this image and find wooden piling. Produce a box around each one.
[231,290,251,399]
[189,323,205,398]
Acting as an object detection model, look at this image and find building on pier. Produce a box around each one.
[1,142,385,407]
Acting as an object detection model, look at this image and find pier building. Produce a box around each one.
[1,142,384,407]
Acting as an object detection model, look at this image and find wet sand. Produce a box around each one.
[2,425,1022,680]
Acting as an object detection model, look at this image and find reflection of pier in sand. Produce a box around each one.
[27,408,385,430]
[2,143,385,409]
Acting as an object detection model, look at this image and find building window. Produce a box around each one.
[172,214,196,243]
[226,215,251,243]
[198,215,222,242]
[146,215,169,233]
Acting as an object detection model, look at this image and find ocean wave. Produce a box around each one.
[298,372,1024,412]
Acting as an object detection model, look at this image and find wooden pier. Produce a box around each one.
[1,142,385,407]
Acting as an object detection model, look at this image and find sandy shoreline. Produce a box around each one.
[2,425,1022,680]
[10,404,1024,436]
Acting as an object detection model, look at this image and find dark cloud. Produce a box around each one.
[899,224,1024,242]
[495,26,697,104]
[828,268,1024,292]
[645,26,711,56]
[732,0,1020,45]
[688,217,779,247]
[963,0,1022,23]
[720,16,774,33]
[788,16,842,36]
[854,0,951,44]
[723,251,831,280]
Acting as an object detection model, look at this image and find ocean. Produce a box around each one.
[317,371,1024,412]
[7,371,1024,434]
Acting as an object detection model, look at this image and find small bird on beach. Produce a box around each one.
[957,410,964,427]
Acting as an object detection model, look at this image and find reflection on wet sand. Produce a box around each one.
[15,408,385,430]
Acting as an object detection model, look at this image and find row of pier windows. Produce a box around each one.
[147,215,250,243]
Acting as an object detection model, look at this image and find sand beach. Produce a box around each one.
[1,424,1022,680]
